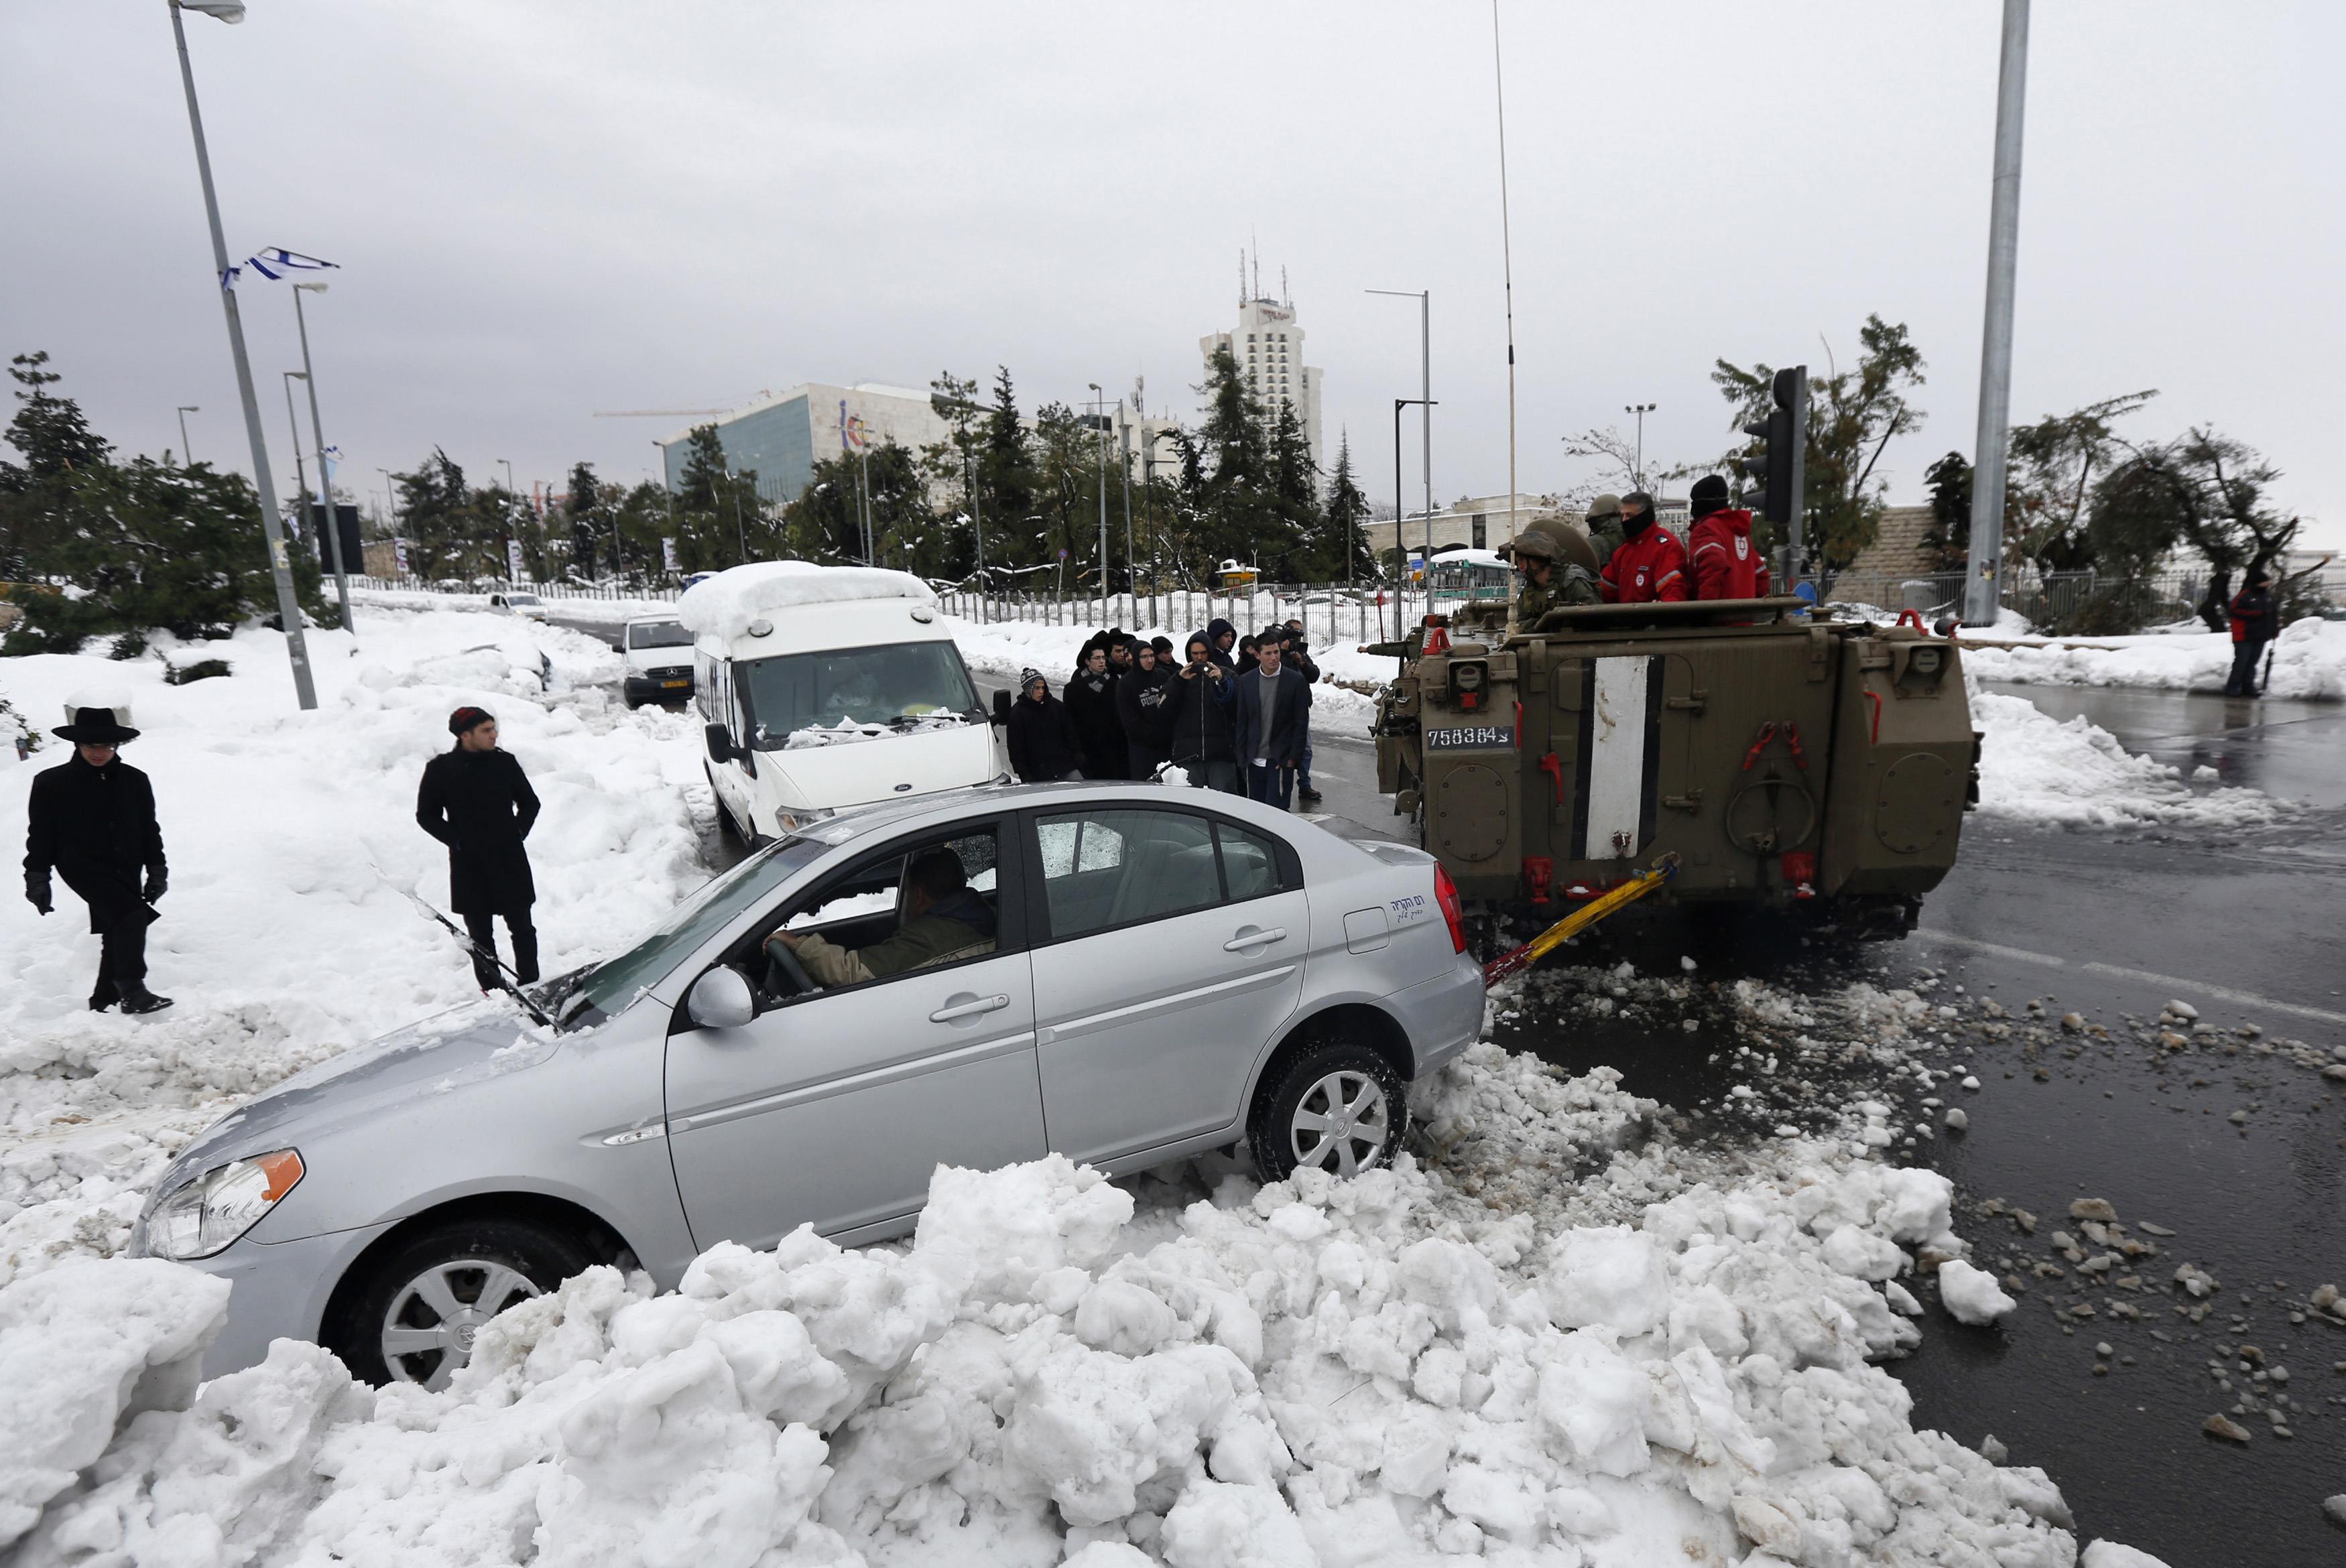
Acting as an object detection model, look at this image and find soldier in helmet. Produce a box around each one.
[1583,493,1625,571]
[1503,522,1601,633]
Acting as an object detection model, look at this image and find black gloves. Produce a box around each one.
[26,871,52,916]
[143,868,168,904]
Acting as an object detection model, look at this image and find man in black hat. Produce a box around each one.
[23,706,172,1014]
[416,706,542,991]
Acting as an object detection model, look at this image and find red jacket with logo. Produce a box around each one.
[1599,523,1690,604]
[1688,508,1772,600]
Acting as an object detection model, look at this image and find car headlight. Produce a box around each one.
[137,1149,305,1260]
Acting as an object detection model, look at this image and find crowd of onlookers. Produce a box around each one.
[1006,617,1322,810]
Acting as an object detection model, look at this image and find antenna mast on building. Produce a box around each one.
[1237,249,1245,308]
[1281,265,1289,307]
[1251,231,1260,300]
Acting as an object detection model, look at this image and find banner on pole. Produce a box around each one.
[506,539,525,582]
[393,539,410,575]
[662,537,680,572]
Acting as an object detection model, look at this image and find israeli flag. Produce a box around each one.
[221,247,339,290]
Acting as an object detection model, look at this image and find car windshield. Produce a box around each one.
[739,641,982,747]
[572,836,822,1021]
[507,594,541,606]
[628,620,692,649]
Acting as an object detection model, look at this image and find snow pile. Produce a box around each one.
[5,1102,2098,1565]
[678,561,932,642]
[1964,617,2346,701]
[1,609,710,1289]
[1969,683,2285,828]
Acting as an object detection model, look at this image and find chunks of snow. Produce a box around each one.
[676,560,932,641]
[2081,1540,2176,1568]
[1538,1225,1669,1335]
[1936,1258,2018,1325]
[0,1259,228,1549]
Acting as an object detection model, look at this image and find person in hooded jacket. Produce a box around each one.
[1599,489,1690,604]
[416,706,542,991]
[1063,645,1127,779]
[1007,669,1084,782]
[24,705,172,1014]
[1117,641,1179,778]
[1686,474,1772,603]
[1205,618,1240,671]
[1168,633,1241,793]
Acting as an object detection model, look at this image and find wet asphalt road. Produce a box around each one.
[574,614,2346,1563]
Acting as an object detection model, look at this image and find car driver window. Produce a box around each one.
[759,828,1003,998]
[1036,809,1217,941]
[1215,819,1288,901]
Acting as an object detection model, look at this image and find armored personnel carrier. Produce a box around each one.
[1371,597,1979,941]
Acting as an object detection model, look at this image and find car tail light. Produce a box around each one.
[1434,863,1468,954]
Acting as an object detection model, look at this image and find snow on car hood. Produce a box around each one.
[780,712,973,750]
[755,716,997,810]
[162,1002,558,1179]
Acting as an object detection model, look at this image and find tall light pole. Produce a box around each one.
[1393,399,1438,608]
[1624,403,1656,490]
[1088,383,1109,625]
[175,405,198,466]
[1117,404,1134,627]
[1965,0,2032,630]
[1367,288,1431,620]
[280,371,308,537]
[168,0,315,710]
[292,281,352,629]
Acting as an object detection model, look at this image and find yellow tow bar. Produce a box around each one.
[1481,854,1680,985]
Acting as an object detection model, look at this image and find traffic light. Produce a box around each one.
[1740,365,1807,525]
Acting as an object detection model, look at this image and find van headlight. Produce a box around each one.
[137,1149,305,1260]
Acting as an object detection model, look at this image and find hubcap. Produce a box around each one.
[381,1258,542,1390]
[1289,1069,1392,1178]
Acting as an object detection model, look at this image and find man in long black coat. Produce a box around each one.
[416,706,542,990]
[24,706,172,1014]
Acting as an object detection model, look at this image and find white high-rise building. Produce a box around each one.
[1200,291,1324,476]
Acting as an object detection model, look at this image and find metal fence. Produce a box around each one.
[353,575,681,605]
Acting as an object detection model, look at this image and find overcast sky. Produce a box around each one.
[5,2,2337,548]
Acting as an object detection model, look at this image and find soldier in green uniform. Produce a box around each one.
[1504,522,1601,633]
[1583,493,1625,571]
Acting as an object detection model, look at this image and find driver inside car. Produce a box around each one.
[767,847,996,987]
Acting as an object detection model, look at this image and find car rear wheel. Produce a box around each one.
[326,1216,597,1390]
[1248,1039,1407,1182]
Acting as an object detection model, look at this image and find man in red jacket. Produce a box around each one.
[1686,474,1772,601]
[1599,488,1690,603]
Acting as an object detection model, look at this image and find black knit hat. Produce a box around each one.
[447,705,495,736]
[1689,474,1730,512]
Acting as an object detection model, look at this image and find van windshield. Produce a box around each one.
[739,641,983,747]
[627,620,692,649]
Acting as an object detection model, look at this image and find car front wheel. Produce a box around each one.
[1248,1039,1407,1182]
[325,1216,597,1390]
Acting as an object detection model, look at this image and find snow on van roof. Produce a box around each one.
[676,561,934,641]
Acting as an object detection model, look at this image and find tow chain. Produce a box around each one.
[1481,853,1680,986]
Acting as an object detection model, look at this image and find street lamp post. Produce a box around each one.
[292,281,353,629]
[1392,399,1437,624]
[1624,402,1656,491]
[1965,0,2032,630]
[175,405,198,466]
[1088,383,1109,625]
[1117,407,1134,629]
[1367,288,1432,623]
[280,371,308,539]
[168,0,316,710]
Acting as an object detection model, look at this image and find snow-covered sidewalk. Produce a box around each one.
[1963,617,2346,702]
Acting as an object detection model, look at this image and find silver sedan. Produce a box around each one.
[130,783,1486,1389]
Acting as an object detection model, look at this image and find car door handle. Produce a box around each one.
[1223,927,1286,952]
[929,994,1010,1023]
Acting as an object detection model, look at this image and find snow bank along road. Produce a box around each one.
[0,605,2219,1564]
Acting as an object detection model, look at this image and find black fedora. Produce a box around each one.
[54,706,139,746]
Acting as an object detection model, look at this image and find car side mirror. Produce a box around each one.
[686,966,757,1029]
[991,689,1012,726]
[704,722,735,765]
